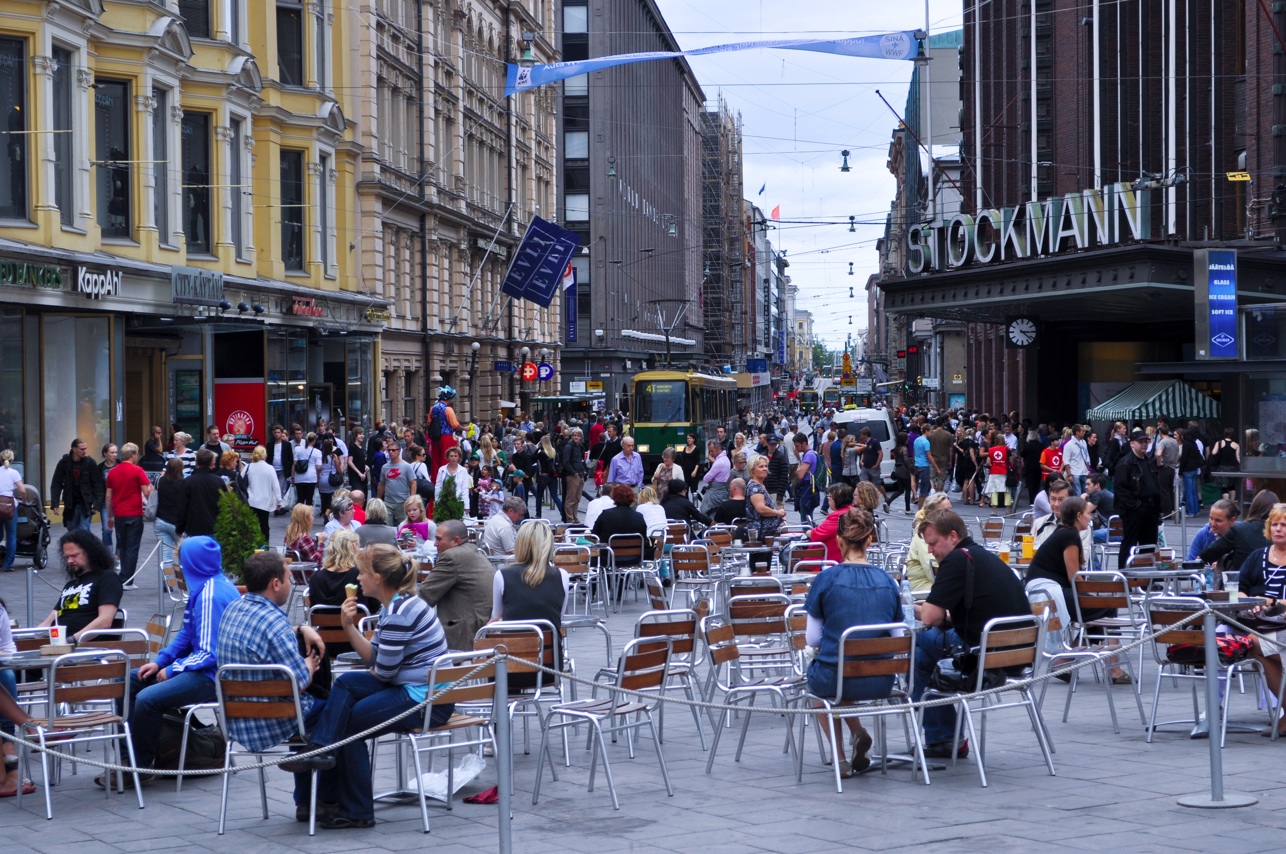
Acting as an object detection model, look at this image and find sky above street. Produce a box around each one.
[651,0,965,351]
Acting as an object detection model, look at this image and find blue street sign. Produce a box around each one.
[494,360,514,373]
[537,362,554,381]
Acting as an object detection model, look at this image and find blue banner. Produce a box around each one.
[563,263,577,344]
[500,216,582,308]
[505,32,919,97]
[1207,249,1238,359]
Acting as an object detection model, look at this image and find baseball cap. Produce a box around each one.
[1128,428,1148,442]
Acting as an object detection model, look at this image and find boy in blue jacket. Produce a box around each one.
[105,536,239,785]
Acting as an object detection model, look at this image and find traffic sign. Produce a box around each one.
[537,362,554,381]
[952,373,963,384]
[840,377,856,387]
[587,381,603,392]
[569,381,586,393]
[493,360,514,374]
[520,362,538,381]
[921,377,940,389]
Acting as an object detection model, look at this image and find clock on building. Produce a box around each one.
[1006,316,1038,348]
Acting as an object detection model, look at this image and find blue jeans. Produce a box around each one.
[0,669,16,733]
[116,516,144,582]
[154,518,178,569]
[308,670,453,821]
[100,514,113,550]
[535,474,562,518]
[912,626,964,745]
[795,478,816,523]
[0,510,16,569]
[915,466,932,497]
[1183,471,1200,516]
[65,504,93,532]
[127,669,218,768]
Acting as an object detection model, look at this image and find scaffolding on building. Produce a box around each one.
[701,97,747,369]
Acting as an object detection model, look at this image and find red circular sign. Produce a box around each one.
[225,410,255,437]
[520,362,538,382]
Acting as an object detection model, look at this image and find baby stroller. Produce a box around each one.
[11,485,51,569]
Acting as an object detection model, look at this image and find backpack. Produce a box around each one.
[154,712,227,770]
[427,403,444,441]
[1005,449,1022,488]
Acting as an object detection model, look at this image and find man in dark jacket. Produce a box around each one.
[1114,428,1163,568]
[559,427,589,524]
[49,438,104,532]
[765,435,790,507]
[179,449,226,537]
[659,479,710,526]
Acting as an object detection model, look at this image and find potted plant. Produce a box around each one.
[214,488,263,584]
[433,473,465,523]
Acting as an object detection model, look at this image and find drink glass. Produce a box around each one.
[49,625,63,644]
[1227,577,1240,602]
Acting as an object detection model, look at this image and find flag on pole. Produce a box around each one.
[758,182,766,196]
[563,262,578,343]
[770,205,780,221]
[499,216,582,308]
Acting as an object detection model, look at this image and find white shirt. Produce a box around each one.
[434,464,473,506]
[637,501,668,536]
[0,465,21,498]
[293,446,322,483]
[324,517,363,538]
[584,494,615,529]
[1065,437,1090,476]
[483,512,517,555]
[245,460,282,512]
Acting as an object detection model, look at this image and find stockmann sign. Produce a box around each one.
[906,182,1152,274]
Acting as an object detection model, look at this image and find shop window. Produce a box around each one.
[53,48,74,227]
[319,153,331,271]
[564,4,588,33]
[179,0,211,39]
[280,149,305,271]
[181,111,212,254]
[42,316,112,493]
[268,331,309,431]
[153,88,171,243]
[277,1,305,86]
[95,79,132,239]
[0,38,28,221]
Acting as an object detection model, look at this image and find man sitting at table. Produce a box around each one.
[102,536,239,787]
[215,551,332,822]
[483,496,524,555]
[1033,479,1091,562]
[711,478,748,526]
[419,520,494,650]
[38,530,122,643]
[584,481,619,529]
[1188,499,1237,561]
[914,509,1032,759]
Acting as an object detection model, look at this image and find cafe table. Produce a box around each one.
[1150,595,1264,809]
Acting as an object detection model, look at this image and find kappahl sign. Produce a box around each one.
[906,182,1152,274]
[76,267,121,299]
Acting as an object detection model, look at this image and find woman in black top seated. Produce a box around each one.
[592,483,654,562]
[1201,489,1279,575]
[490,522,570,689]
[660,479,711,527]
[1024,496,1129,682]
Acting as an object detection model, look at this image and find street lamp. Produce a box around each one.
[467,341,480,420]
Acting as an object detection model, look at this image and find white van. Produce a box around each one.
[830,407,899,481]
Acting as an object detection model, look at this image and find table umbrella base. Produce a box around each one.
[1177,791,1258,809]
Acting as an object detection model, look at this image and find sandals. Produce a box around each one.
[0,779,36,797]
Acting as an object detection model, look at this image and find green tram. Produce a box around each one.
[822,387,840,409]
[799,388,819,413]
[630,370,738,471]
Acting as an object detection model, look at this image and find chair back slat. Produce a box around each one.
[637,613,697,656]
[473,633,542,673]
[835,626,913,687]
[50,655,129,706]
[617,639,670,692]
[977,617,1041,671]
[1147,606,1206,645]
[224,699,299,720]
[429,659,499,705]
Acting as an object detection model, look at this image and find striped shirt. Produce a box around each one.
[372,594,448,686]
[166,448,197,475]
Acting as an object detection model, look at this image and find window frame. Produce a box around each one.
[280,148,306,272]
[180,110,213,255]
[94,77,133,240]
[0,36,29,222]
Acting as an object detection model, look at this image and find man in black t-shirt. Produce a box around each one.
[38,529,123,641]
[912,509,1031,759]
[711,479,748,526]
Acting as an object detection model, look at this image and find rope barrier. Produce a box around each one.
[0,606,1218,778]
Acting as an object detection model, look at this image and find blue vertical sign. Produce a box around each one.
[563,262,577,343]
[1201,249,1238,360]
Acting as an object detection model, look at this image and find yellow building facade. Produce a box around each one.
[0,0,384,488]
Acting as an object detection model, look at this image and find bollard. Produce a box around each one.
[495,652,512,854]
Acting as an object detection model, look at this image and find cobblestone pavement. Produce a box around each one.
[5,493,1282,853]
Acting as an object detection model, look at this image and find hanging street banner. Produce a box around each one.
[563,261,578,343]
[505,31,919,97]
[1195,248,1238,360]
[499,216,581,308]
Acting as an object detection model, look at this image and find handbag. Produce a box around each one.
[1166,634,1255,666]
[328,470,344,488]
[412,463,434,499]
[293,458,310,475]
[927,646,1007,692]
[0,494,13,522]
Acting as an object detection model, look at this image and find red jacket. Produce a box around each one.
[809,506,847,563]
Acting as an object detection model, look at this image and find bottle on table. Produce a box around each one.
[900,577,916,627]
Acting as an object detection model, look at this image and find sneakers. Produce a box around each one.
[923,739,969,760]
[122,581,140,590]
[297,801,339,823]
[94,771,155,789]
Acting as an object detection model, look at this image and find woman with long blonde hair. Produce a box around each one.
[489,522,569,687]
[285,503,324,563]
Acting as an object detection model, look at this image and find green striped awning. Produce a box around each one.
[1085,380,1221,422]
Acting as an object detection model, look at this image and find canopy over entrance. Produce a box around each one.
[1086,380,1220,422]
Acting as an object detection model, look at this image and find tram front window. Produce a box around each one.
[635,381,687,423]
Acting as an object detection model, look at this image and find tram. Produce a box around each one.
[629,370,738,471]
[799,388,819,413]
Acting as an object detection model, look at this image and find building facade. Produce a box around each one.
[0,0,382,491]
[558,0,704,413]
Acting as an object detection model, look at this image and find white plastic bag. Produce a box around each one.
[413,753,486,802]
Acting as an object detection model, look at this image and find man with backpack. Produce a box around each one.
[427,386,461,475]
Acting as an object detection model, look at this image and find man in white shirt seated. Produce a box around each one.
[1032,478,1092,562]
[482,496,525,555]
[584,481,619,529]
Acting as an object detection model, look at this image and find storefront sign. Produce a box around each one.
[214,379,265,450]
[171,265,224,305]
[586,381,603,392]
[364,308,390,322]
[537,362,554,381]
[906,182,1152,274]
[569,381,587,393]
[290,297,324,317]
[493,360,515,374]
[0,259,62,290]
[1195,249,1238,360]
[76,267,120,299]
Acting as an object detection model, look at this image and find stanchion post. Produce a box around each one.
[495,651,512,854]
[26,559,34,626]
